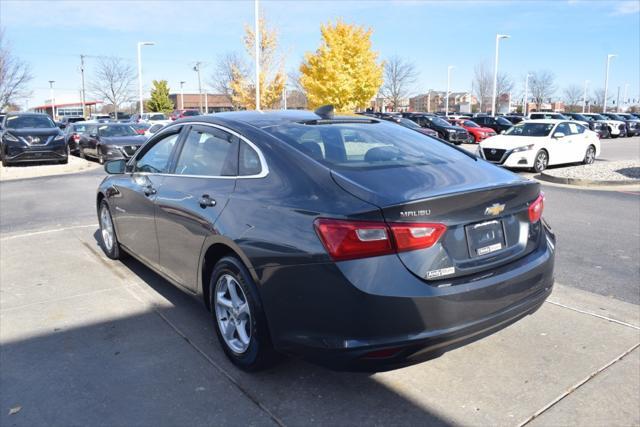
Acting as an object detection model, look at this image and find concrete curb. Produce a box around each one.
[537,172,640,187]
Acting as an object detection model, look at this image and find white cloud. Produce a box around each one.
[611,0,640,15]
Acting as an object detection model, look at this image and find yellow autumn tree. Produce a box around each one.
[300,21,384,112]
[229,16,286,110]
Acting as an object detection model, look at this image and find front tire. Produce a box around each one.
[583,145,596,165]
[210,256,279,371]
[532,150,548,173]
[98,200,124,260]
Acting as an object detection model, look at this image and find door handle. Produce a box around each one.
[143,185,157,196]
[199,194,216,208]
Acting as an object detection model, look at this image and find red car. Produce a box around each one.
[170,109,201,120]
[449,119,496,143]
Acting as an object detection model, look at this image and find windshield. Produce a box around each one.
[463,120,480,128]
[570,113,589,121]
[5,115,56,129]
[429,117,451,127]
[98,125,137,137]
[183,110,200,116]
[588,114,606,120]
[496,117,513,125]
[605,113,625,121]
[398,118,420,129]
[505,122,554,137]
[264,121,469,170]
[150,114,166,120]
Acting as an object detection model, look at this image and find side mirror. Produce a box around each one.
[553,132,565,139]
[89,131,98,138]
[104,159,126,174]
[500,130,506,134]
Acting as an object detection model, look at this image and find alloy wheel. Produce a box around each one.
[99,205,114,252]
[214,274,252,354]
[585,147,596,164]
[535,151,548,172]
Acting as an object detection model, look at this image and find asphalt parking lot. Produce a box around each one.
[1,137,639,426]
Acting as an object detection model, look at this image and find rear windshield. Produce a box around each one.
[5,115,55,129]
[264,121,469,170]
[98,125,137,137]
[398,118,420,129]
[505,123,554,137]
[496,117,513,125]
[183,110,200,116]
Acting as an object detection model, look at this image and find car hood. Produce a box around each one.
[471,126,495,133]
[99,136,147,145]
[330,155,524,207]
[4,128,61,137]
[479,135,544,149]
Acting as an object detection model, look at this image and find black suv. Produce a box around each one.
[0,113,68,166]
[469,116,513,134]
[402,113,469,144]
[563,112,608,138]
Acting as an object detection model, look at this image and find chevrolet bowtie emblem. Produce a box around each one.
[485,203,505,216]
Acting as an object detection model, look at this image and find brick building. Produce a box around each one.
[169,93,233,113]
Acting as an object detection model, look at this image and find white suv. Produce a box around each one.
[582,113,626,138]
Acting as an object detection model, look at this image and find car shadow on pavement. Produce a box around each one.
[68,230,449,425]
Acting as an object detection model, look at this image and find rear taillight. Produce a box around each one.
[528,193,544,223]
[389,223,447,252]
[72,134,80,142]
[314,218,446,261]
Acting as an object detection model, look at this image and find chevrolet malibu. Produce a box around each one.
[97,108,555,371]
[478,119,600,173]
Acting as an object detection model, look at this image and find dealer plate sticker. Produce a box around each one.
[477,243,502,256]
[427,266,455,279]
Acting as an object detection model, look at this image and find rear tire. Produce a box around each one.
[209,256,279,371]
[583,145,596,165]
[532,150,548,173]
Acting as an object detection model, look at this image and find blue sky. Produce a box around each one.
[3,0,639,108]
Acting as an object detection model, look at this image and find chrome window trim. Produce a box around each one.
[131,121,269,179]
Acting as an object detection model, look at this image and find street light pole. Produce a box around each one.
[194,62,202,113]
[80,54,87,118]
[254,0,261,110]
[582,80,589,113]
[48,80,56,120]
[137,41,155,116]
[180,81,186,110]
[603,53,616,113]
[524,73,531,116]
[492,34,510,116]
[445,65,454,116]
[623,83,629,108]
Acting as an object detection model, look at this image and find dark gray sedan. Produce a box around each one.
[78,123,147,164]
[96,108,555,372]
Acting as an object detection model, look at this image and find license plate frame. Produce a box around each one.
[465,219,506,258]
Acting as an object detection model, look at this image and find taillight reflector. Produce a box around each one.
[314,218,446,261]
[528,193,544,223]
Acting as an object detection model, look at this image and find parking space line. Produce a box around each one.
[518,343,640,426]
[545,300,640,330]
[0,284,137,314]
[0,223,98,241]
[122,285,286,427]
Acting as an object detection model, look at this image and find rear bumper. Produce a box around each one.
[257,222,555,371]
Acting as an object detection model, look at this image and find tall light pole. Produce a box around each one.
[623,83,629,108]
[80,54,87,118]
[193,62,202,113]
[179,81,186,110]
[137,41,155,116]
[491,34,510,116]
[524,73,531,116]
[254,0,261,111]
[582,80,589,113]
[48,80,56,119]
[445,65,455,116]
[603,54,616,112]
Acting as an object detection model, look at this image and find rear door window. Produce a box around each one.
[174,126,238,177]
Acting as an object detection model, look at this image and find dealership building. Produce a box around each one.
[169,93,233,113]
[30,96,102,119]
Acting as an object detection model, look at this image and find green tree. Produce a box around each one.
[300,21,383,112]
[146,80,174,113]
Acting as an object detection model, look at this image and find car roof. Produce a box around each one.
[521,119,565,124]
[188,110,379,129]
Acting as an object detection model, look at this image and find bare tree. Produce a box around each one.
[529,70,556,110]
[0,29,33,110]
[563,84,583,112]
[286,69,307,109]
[590,88,611,113]
[473,63,492,112]
[210,52,246,109]
[473,61,513,113]
[379,56,417,110]
[89,57,135,119]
